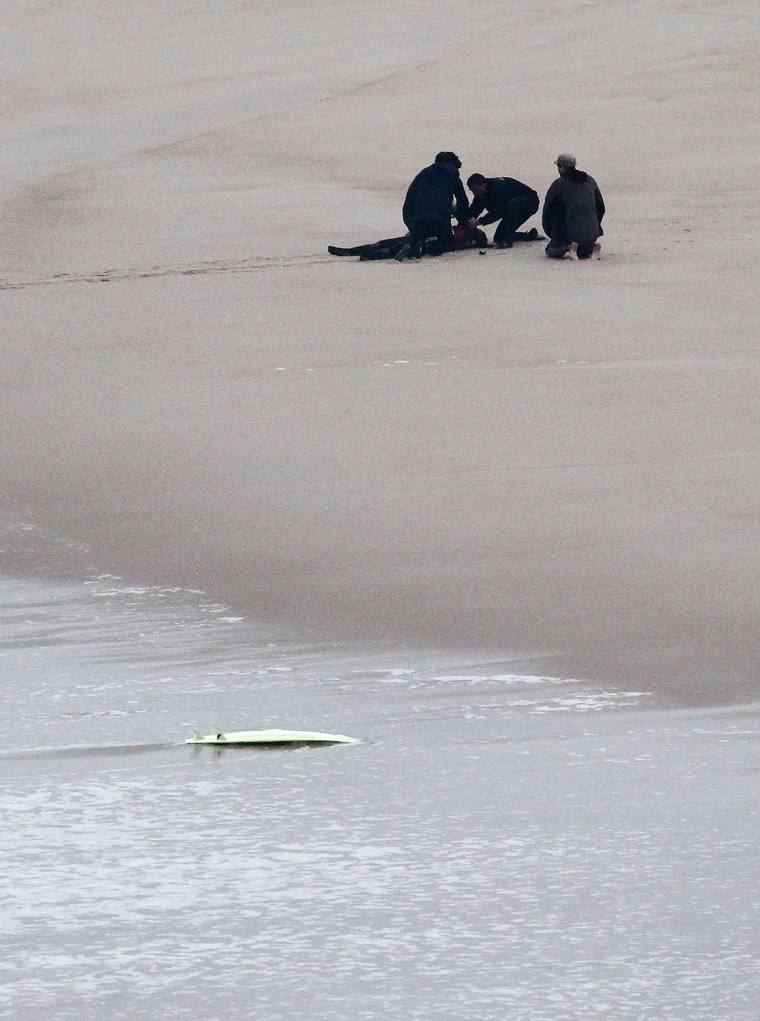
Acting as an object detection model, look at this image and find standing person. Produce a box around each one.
[466,173,540,248]
[542,154,605,260]
[398,152,470,261]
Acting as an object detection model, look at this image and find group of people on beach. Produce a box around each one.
[328,151,605,262]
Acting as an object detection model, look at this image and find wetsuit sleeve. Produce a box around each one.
[475,181,501,226]
[477,209,500,227]
[402,177,418,230]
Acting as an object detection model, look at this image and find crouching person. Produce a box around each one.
[466,173,540,248]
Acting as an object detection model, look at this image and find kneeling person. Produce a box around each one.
[542,154,605,260]
[399,151,471,259]
[466,174,540,248]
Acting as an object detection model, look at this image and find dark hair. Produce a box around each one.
[466,173,487,188]
[435,151,462,169]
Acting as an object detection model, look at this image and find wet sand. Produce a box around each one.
[2,0,759,704]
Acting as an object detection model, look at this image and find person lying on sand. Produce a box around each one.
[328,223,488,261]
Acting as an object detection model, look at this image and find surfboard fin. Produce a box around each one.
[191,729,205,742]
[212,725,227,741]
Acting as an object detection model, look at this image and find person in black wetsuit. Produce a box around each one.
[328,223,488,261]
[466,173,541,248]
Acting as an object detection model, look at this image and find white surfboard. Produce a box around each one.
[186,725,359,746]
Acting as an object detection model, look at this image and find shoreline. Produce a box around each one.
[0,503,755,711]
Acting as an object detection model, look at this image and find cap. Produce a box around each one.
[554,153,577,168]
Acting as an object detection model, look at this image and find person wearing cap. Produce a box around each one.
[542,154,605,260]
[397,152,470,260]
[465,173,540,248]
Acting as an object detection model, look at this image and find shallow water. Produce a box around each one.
[0,529,758,1020]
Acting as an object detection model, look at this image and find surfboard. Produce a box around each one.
[186,726,359,746]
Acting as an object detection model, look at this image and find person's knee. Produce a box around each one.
[545,241,569,258]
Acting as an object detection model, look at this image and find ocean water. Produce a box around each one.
[0,526,758,1021]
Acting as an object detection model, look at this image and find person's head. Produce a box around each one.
[554,153,576,176]
[435,151,462,169]
[466,173,487,196]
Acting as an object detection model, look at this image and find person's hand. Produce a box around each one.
[467,217,479,229]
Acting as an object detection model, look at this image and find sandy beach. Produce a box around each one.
[3,0,759,704]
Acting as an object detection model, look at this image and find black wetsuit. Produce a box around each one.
[469,177,540,245]
[328,226,488,261]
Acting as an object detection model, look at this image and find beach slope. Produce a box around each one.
[2,0,758,703]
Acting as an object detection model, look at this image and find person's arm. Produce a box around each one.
[542,184,563,237]
[477,209,500,227]
[594,186,606,232]
[474,180,507,226]
[468,194,486,220]
[453,177,470,224]
[402,177,418,230]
